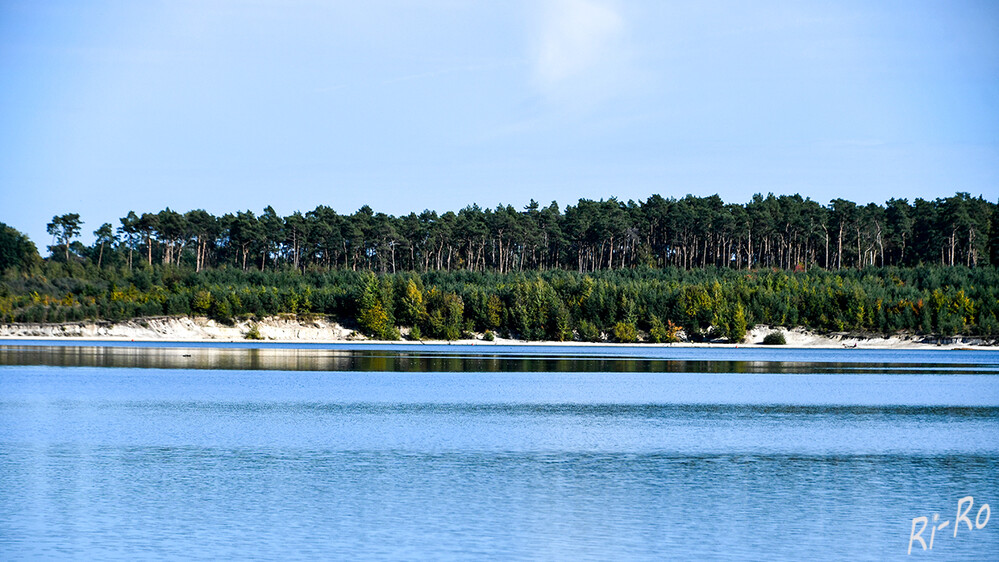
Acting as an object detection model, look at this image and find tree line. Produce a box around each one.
[1,263,996,341]
[1,191,996,342]
[16,191,998,275]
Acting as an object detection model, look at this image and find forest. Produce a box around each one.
[1,192,997,342]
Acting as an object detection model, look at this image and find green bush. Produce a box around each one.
[578,319,601,342]
[244,324,263,340]
[357,274,398,340]
[548,301,572,341]
[648,315,666,343]
[724,304,747,343]
[613,321,638,343]
[397,278,426,326]
[482,329,494,341]
[210,294,232,324]
[358,301,395,339]
[762,331,786,345]
[648,315,683,343]
[423,288,464,341]
[485,294,503,329]
[191,289,212,313]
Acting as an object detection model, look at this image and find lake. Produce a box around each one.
[1,342,997,560]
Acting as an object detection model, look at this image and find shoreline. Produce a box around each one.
[1,316,995,350]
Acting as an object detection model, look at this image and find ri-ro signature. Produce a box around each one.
[908,496,990,555]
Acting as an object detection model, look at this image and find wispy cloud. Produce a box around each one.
[531,0,628,104]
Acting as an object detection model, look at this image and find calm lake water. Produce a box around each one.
[1,342,997,560]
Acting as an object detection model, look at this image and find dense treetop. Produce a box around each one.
[15,192,997,273]
[0,223,39,272]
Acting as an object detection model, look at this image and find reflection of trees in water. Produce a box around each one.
[1,345,986,375]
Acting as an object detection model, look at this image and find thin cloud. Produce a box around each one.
[531,0,627,102]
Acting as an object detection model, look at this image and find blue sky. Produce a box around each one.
[1,0,997,246]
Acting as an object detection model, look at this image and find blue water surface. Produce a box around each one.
[1,344,997,560]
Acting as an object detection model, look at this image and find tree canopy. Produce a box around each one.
[46,213,83,263]
[0,223,40,272]
[23,192,997,274]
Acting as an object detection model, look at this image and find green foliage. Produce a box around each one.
[209,295,233,324]
[678,284,714,337]
[648,315,681,343]
[762,331,786,345]
[8,190,999,278]
[648,315,667,343]
[191,289,212,313]
[0,223,40,272]
[408,325,422,341]
[397,277,426,326]
[357,273,398,340]
[358,303,399,340]
[2,260,998,342]
[244,324,263,340]
[423,288,464,341]
[578,319,602,342]
[722,303,747,343]
[549,299,572,341]
[46,213,83,262]
[507,277,561,340]
[612,321,637,343]
[482,329,494,341]
[485,294,503,329]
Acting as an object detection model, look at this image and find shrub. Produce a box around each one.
[210,294,233,324]
[191,289,212,313]
[244,323,263,340]
[613,321,638,343]
[485,294,503,329]
[166,294,191,316]
[358,300,395,339]
[578,319,601,342]
[357,273,398,340]
[762,331,786,345]
[649,316,683,343]
[424,289,464,341]
[397,278,426,326]
[408,325,422,341]
[724,304,747,343]
[978,313,998,337]
[548,301,572,341]
[482,329,494,341]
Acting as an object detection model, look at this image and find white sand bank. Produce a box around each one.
[0,317,995,349]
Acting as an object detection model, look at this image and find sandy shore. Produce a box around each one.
[1,316,995,349]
